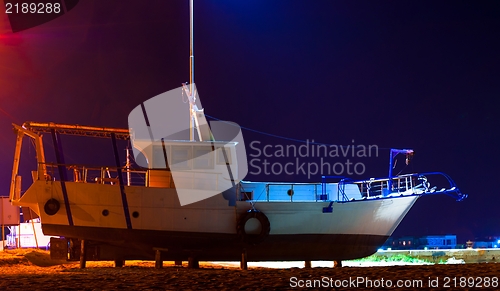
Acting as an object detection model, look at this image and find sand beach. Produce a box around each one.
[0,249,499,290]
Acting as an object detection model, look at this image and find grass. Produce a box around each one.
[350,253,432,264]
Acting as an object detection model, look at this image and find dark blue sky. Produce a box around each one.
[1,1,499,242]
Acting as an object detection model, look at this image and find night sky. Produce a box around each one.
[1,1,499,243]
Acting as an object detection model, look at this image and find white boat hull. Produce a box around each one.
[16,180,418,260]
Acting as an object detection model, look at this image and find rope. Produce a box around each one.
[205,114,397,150]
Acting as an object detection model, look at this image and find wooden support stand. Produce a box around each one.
[304,261,311,268]
[79,239,87,269]
[153,248,168,269]
[114,259,124,268]
[240,249,248,270]
[188,256,199,268]
[333,260,342,268]
[155,250,162,269]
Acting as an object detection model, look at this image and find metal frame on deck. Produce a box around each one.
[22,121,130,140]
[9,122,131,201]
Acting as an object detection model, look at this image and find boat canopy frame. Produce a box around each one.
[9,122,131,202]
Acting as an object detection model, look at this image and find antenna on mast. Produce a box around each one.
[183,0,213,142]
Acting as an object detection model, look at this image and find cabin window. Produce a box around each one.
[152,145,169,169]
[216,147,232,165]
[170,146,192,169]
[193,146,214,169]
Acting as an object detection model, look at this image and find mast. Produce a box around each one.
[189,0,195,141]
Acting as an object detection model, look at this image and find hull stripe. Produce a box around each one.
[50,129,74,226]
[111,133,132,229]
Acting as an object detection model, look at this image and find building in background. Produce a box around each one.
[384,235,457,250]
[384,235,500,250]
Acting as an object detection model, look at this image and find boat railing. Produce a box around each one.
[244,171,464,203]
[37,163,227,191]
[40,162,148,186]
[338,172,466,201]
[319,172,465,202]
[321,176,349,201]
[354,174,417,198]
[37,163,466,202]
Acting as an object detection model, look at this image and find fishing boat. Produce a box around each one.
[8,1,466,265]
[8,119,466,263]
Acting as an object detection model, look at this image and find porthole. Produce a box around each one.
[44,199,60,216]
